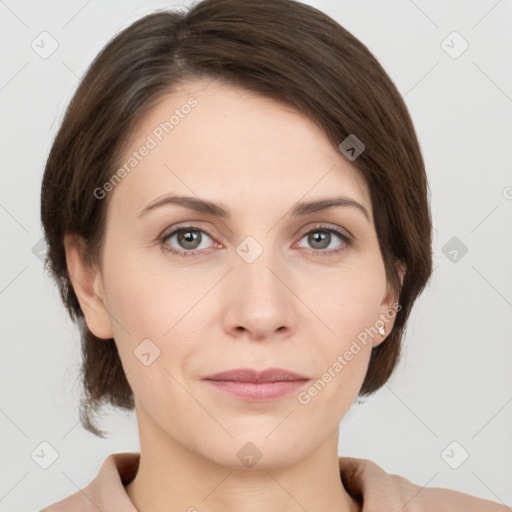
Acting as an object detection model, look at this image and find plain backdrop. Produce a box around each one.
[1,0,511,510]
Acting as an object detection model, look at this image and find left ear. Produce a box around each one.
[372,261,406,347]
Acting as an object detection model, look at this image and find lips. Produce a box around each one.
[202,368,310,402]
[203,367,309,383]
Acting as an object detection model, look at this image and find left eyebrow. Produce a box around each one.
[138,194,370,223]
[290,197,370,222]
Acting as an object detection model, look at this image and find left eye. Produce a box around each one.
[296,227,350,254]
[160,225,351,258]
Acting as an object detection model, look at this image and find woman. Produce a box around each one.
[38,0,509,510]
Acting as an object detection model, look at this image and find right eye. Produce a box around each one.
[160,225,218,258]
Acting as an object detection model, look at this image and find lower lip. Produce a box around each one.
[203,379,309,401]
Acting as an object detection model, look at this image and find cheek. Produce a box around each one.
[100,246,218,394]
[301,296,375,425]
[314,264,384,343]
[305,267,383,397]
[102,244,202,338]
[100,252,197,404]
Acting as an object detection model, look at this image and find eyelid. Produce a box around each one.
[295,222,352,242]
[158,221,353,258]
[160,221,351,241]
[159,222,222,245]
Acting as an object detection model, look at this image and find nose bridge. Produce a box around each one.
[225,232,295,336]
[234,233,284,297]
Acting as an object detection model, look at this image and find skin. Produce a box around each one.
[65,79,404,512]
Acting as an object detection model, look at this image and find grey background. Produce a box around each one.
[1,0,511,510]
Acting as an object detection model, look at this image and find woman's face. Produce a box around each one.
[76,79,401,468]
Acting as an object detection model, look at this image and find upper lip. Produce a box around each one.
[203,367,309,383]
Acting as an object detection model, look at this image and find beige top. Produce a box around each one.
[39,452,510,511]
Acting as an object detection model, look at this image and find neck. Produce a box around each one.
[125,408,360,512]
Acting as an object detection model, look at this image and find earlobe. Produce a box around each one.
[373,261,406,347]
[64,234,113,340]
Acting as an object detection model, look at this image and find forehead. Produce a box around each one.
[108,79,372,221]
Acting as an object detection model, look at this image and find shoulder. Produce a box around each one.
[40,491,86,512]
[39,452,139,512]
[338,456,510,511]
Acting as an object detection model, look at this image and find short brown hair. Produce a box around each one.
[41,0,432,437]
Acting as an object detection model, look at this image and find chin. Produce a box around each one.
[199,436,308,471]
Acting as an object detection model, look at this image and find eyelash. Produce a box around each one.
[158,223,352,259]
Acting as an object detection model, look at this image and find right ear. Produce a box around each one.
[64,234,114,340]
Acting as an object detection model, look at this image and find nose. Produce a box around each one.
[222,242,297,341]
